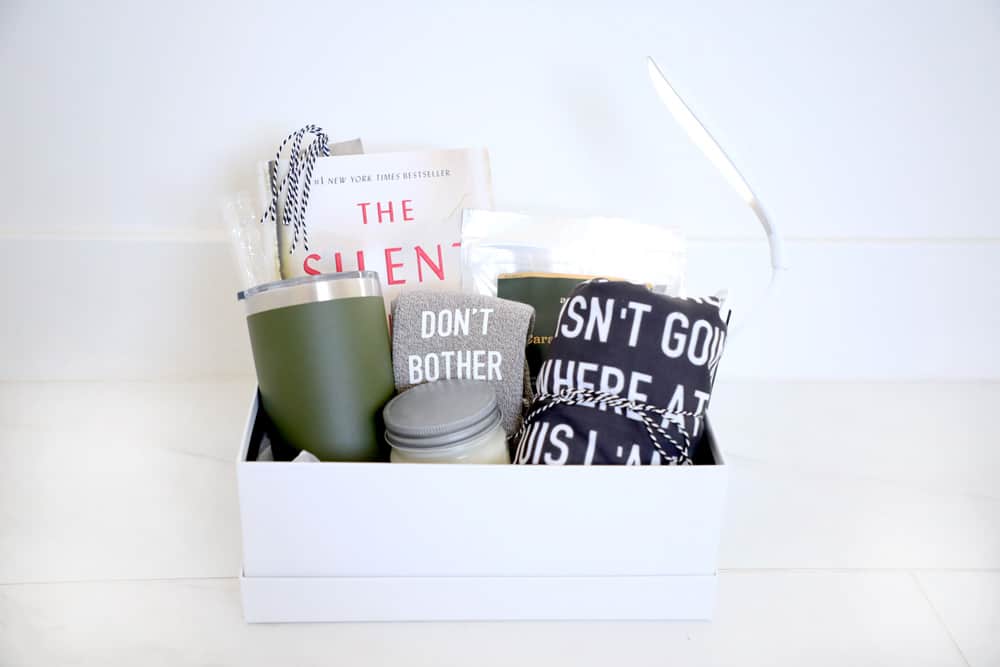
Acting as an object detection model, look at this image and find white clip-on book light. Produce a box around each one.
[647,56,787,325]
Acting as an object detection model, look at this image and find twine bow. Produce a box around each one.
[516,388,702,465]
[260,124,330,253]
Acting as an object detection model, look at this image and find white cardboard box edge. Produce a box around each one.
[236,389,728,622]
[238,573,719,623]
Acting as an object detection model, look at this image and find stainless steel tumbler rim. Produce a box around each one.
[238,271,382,316]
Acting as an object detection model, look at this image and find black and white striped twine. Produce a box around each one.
[260,124,330,253]
[516,388,702,465]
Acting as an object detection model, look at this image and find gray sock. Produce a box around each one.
[391,292,535,435]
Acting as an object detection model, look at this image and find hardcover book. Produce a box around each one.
[271,148,493,311]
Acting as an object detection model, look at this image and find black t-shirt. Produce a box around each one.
[514,280,728,465]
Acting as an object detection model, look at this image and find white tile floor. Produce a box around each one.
[0,572,971,666]
[917,572,1000,667]
[0,379,997,666]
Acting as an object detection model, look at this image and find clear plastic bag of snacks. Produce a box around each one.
[460,209,687,386]
[460,209,686,297]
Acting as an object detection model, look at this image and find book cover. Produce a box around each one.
[496,273,595,387]
[273,148,493,311]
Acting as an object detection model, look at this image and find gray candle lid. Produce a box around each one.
[383,380,502,450]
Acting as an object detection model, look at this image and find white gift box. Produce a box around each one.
[237,391,728,623]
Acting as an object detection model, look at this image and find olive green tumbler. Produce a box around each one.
[238,271,395,461]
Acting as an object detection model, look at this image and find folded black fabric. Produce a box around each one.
[514,280,728,465]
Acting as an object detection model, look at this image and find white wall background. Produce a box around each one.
[1,0,998,380]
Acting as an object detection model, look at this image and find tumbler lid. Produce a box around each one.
[237,271,382,316]
[383,380,502,450]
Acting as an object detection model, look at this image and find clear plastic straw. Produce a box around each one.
[222,191,279,293]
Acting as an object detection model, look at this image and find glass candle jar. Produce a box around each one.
[383,380,510,464]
